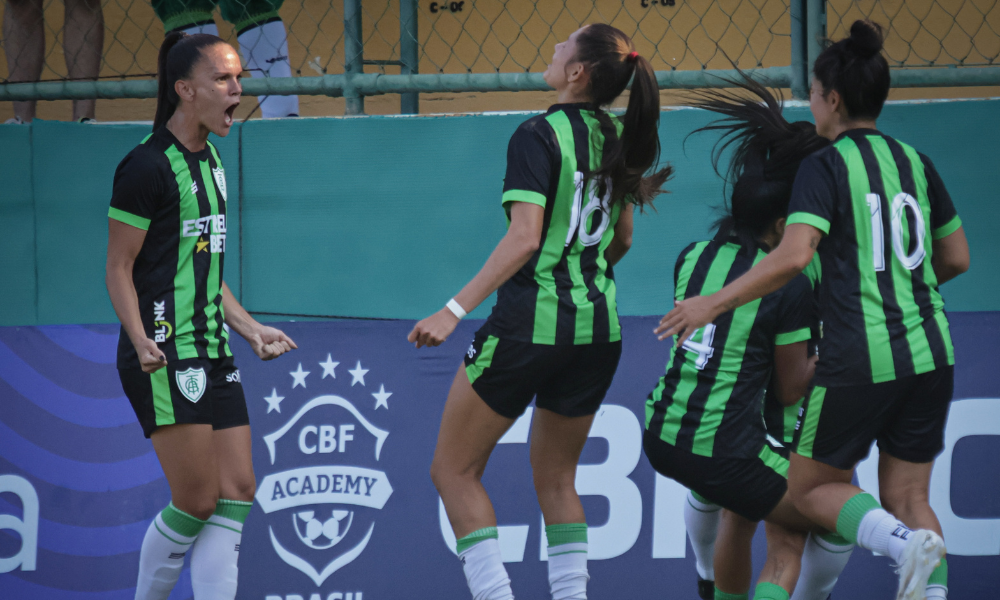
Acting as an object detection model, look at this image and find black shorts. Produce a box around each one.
[119,355,249,438]
[463,330,622,419]
[643,430,788,522]
[795,366,954,469]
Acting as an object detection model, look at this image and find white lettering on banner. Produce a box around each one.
[437,405,643,563]
[257,466,392,513]
[0,474,39,573]
[651,474,687,558]
[265,594,362,600]
[297,425,355,455]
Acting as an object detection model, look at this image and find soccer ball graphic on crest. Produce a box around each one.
[293,509,354,550]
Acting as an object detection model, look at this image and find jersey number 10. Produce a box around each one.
[566,172,613,247]
[866,192,927,271]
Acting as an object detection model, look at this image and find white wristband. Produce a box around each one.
[446,298,467,319]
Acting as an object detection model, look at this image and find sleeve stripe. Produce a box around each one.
[775,328,811,345]
[108,207,151,231]
[786,212,831,235]
[501,190,546,208]
[932,215,962,240]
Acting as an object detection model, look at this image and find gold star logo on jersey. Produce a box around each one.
[196,238,210,253]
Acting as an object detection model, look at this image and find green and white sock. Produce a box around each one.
[685,490,721,580]
[190,499,253,600]
[457,527,513,600]
[836,492,911,563]
[546,523,588,600]
[926,557,948,599]
[753,581,790,600]
[790,531,853,600]
[714,590,749,600]
[135,503,207,600]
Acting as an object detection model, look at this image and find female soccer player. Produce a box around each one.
[656,20,970,600]
[643,79,842,600]
[408,24,671,600]
[105,32,296,600]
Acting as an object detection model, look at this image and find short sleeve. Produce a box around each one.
[774,274,816,346]
[787,153,837,235]
[108,152,163,231]
[919,153,962,240]
[501,121,557,209]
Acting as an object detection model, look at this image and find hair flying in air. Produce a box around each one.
[686,72,830,249]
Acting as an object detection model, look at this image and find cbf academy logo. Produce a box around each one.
[255,354,395,586]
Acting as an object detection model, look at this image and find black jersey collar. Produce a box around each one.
[835,127,882,142]
[156,126,213,159]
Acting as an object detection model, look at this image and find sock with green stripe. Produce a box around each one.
[925,557,948,599]
[714,589,749,600]
[753,581,789,600]
[685,489,721,581]
[790,531,853,600]
[836,492,911,563]
[546,523,588,600]
[190,499,253,600]
[456,527,513,600]
[136,503,207,600]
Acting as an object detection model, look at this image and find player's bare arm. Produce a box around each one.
[605,202,634,267]
[407,201,543,349]
[931,226,970,285]
[220,282,297,360]
[655,223,822,345]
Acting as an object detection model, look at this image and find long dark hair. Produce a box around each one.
[154,31,227,130]
[813,19,890,120]
[573,24,673,209]
[687,74,830,250]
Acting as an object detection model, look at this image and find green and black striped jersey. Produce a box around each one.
[109,127,231,368]
[482,103,624,345]
[645,234,817,459]
[787,129,960,387]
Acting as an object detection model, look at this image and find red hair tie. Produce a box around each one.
[627,51,639,62]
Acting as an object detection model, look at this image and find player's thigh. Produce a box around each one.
[212,425,255,501]
[431,364,517,484]
[528,408,595,485]
[151,423,220,518]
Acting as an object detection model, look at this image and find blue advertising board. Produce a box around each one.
[1,315,998,599]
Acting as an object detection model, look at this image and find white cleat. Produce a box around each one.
[895,529,946,600]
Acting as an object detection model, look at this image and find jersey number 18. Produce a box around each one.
[566,172,613,247]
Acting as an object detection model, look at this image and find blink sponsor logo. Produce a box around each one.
[0,475,38,573]
[256,354,393,592]
[153,300,172,342]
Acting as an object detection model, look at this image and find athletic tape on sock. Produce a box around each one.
[753,581,790,600]
[835,492,881,545]
[456,526,499,555]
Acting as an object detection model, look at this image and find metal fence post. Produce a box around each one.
[344,0,365,115]
[400,0,419,114]
[790,0,807,99]
[805,0,826,86]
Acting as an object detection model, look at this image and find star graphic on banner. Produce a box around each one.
[319,354,339,379]
[264,388,284,413]
[290,363,310,388]
[349,361,369,387]
[372,385,393,410]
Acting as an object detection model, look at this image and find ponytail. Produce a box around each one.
[573,24,673,210]
[153,31,227,131]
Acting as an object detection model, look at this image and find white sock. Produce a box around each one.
[237,20,299,118]
[135,504,206,600]
[547,543,588,600]
[790,532,854,600]
[459,537,514,600]
[190,499,252,600]
[178,22,220,36]
[856,508,911,563]
[926,585,947,599]
[684,490,720,580]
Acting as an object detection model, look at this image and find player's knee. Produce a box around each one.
[531,468,575,498]
[227,477,256,503]
[430,457,476,493]
[176,494,220,521]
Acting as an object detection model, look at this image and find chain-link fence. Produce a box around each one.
[1,0,1000,108]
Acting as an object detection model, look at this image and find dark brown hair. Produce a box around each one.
[813,20,890,120]
[573,24,673,209]
[153,31,227,130]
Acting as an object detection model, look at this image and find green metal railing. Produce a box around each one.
[1,0,998,112]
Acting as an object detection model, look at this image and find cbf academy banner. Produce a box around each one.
[1,316,998,599]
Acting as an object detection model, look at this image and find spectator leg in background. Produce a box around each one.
[223,0,297,118]
[63,0,103,120]
[176,20,219,35]
[3,0,44,122]
[151,0,217,37]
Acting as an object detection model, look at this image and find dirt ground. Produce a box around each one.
[2,0,998,121]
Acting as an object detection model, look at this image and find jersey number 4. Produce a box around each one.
[682,323,717,370]
[866,192,927,271]
[566,172,612,247]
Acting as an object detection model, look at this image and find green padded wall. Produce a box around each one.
[1,99,996,326]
